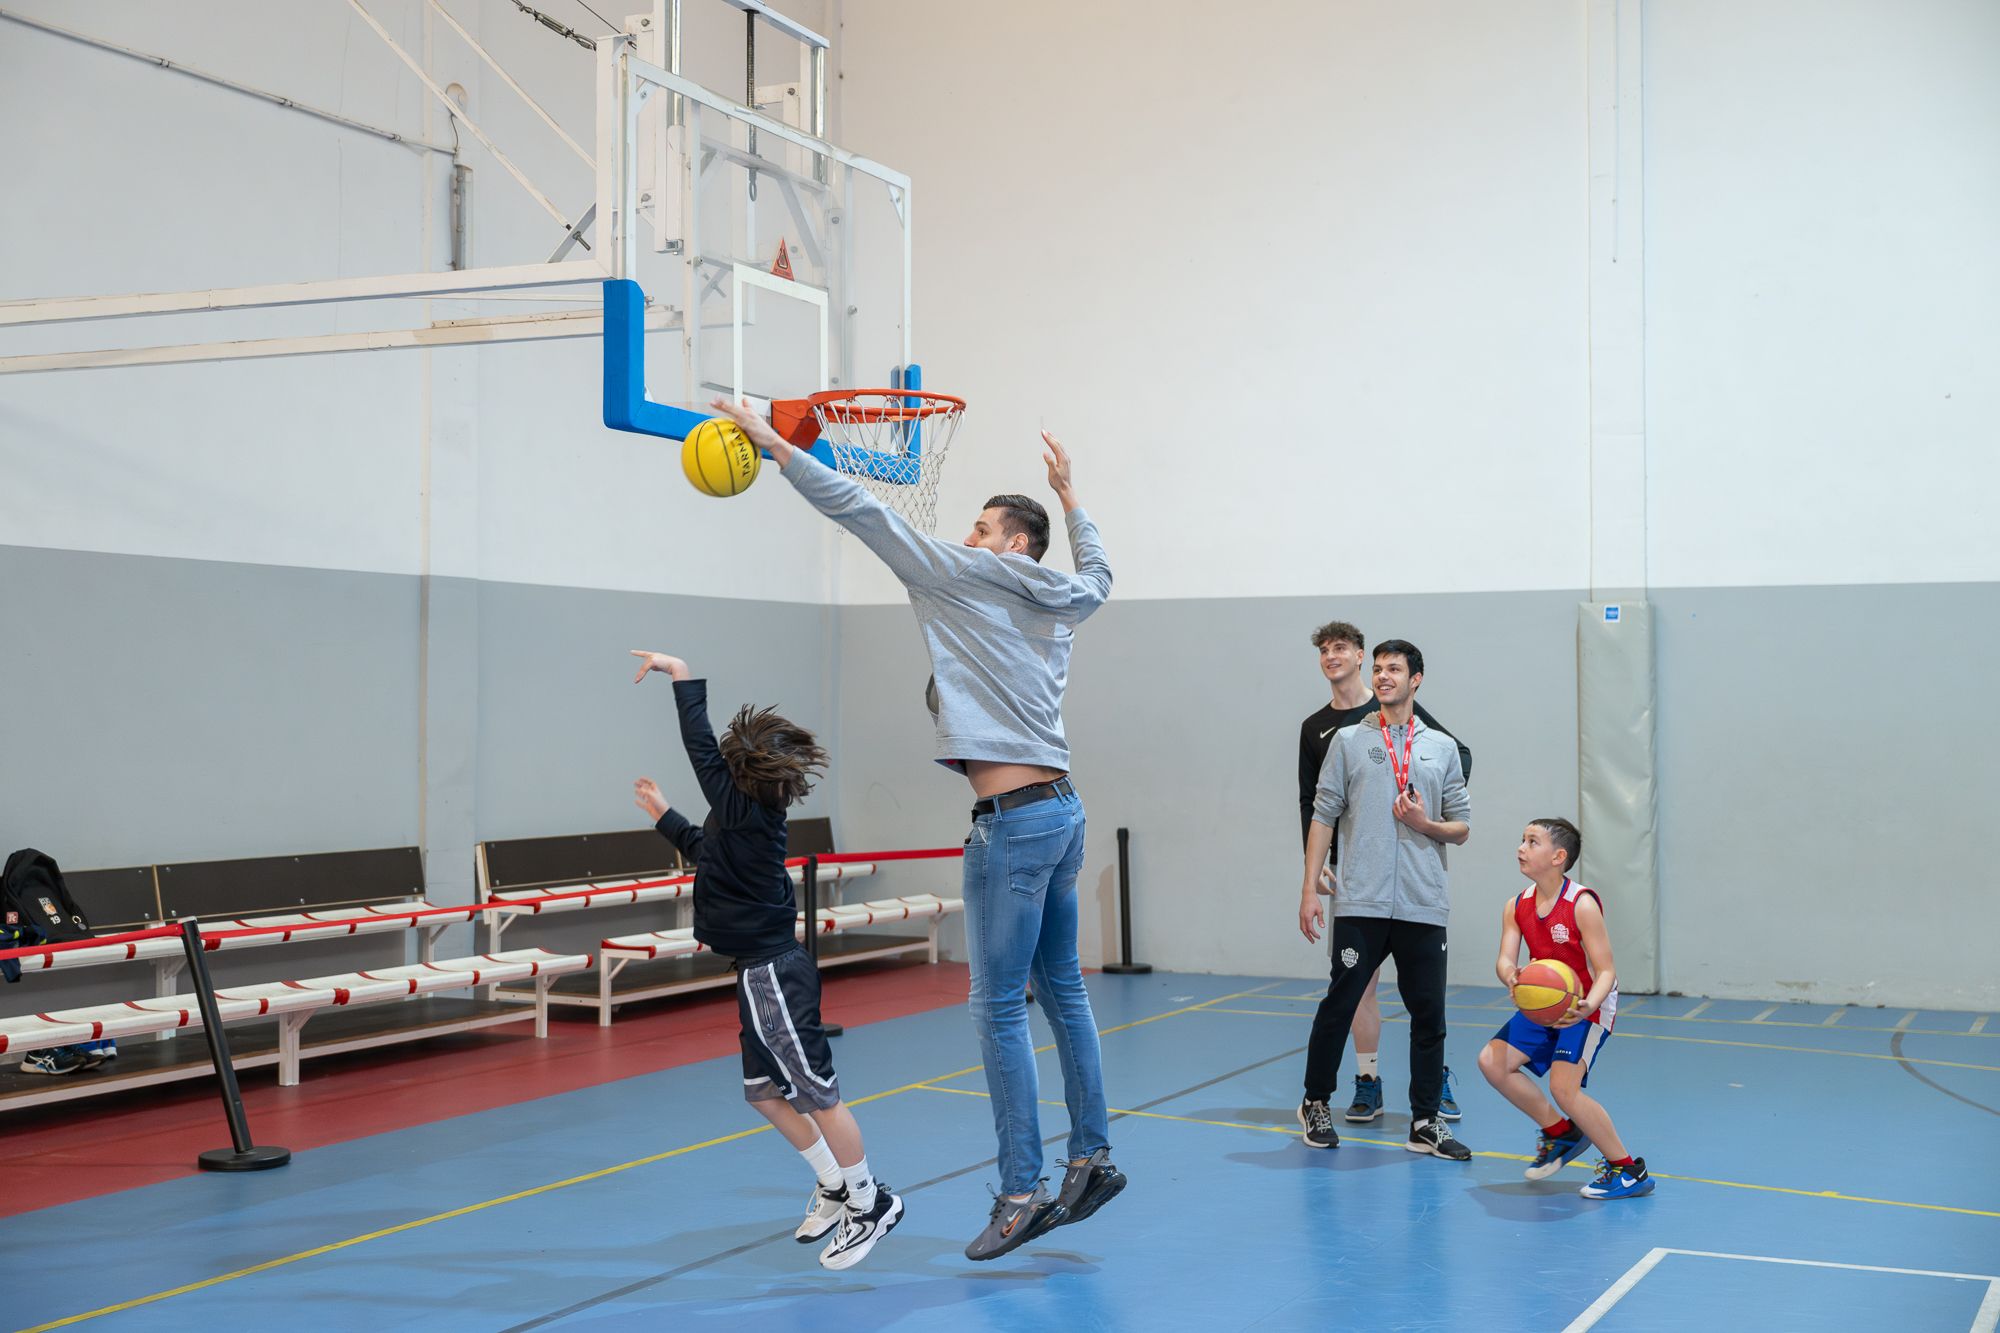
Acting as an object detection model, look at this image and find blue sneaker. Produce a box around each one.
[1524,1125,1589,1180]
[1343,1074,1383,1123]
[1580,1157,1655,1199]
[1439,1066,1462,1121]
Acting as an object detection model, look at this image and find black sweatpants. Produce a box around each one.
[1302,915,1450,1121]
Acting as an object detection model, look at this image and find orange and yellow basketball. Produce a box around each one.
[1512,958,1583,1026]
[681,417,760,497]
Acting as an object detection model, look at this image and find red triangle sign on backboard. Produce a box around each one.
[770,239,794,282]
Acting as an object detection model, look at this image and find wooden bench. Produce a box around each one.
[0,847,580,1111]
[476,820,959,1024]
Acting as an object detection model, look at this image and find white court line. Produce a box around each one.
[1974,1016,1991,1034]
[1682,1000,1713,1019]
[1565,1248,2000,1333]
[1895,1010,1920,1031]
[1751,1004,1780,1022]
[1564,1248,1671,1331]
[1823,1008,1847,1026]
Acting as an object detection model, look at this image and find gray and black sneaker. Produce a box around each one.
[964,1185,1067,1261]
[1298,1098,1340,1149]
[1407,1117,1472,1161]
[1053,1148,1126,1226]
[819,1184,903,1270]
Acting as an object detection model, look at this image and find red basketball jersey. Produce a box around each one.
[1514,878,1616,1029]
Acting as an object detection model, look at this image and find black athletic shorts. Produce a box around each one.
[735,946,841,1112]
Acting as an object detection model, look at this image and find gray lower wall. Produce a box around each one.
[5,541,1994,1015]
[0,544,832,1017]
[836,583,2000,1012]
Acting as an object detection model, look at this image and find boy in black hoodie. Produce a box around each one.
[631,649,902,1271]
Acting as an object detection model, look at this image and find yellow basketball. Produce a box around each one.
[681,418,761,497]
[1512,958,1584,1026]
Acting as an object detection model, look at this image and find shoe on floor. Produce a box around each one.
[20,1047,87,1076]
[1580,1157,1655,1199]
[820,1184,904,1270]
[1406,1117,1472,1161]
[794,1182,849,1242]
[964,1185,1067,1261]
[1344,1074,1384,1123]
[1054,1148,1126,1226]
[1297,1098,1340,1149]
[1439,1066,1462,1121]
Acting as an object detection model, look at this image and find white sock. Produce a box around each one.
[800,1135,843,1191]
[840,1157,877,1211]
[1357,1052,1379,1079]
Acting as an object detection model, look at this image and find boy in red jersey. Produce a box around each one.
[1476,818,1654,1199]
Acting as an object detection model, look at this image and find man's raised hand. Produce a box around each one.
[707,397,793,467]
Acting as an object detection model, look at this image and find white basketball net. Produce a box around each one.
[810,391,965,535]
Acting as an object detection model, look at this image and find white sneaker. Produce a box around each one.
[794,1183,848,1243]
[820,1186,903,1271]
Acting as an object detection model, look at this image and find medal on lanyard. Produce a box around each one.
[1380,714,1419,796]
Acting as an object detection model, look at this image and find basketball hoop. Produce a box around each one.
[771,389,966,533]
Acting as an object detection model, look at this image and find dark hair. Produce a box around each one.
[719,705,829,808]
[1310,620,1364,652]
[1372,638,1424,677]
[1530,817,1582,870]
[983,494,1051,561]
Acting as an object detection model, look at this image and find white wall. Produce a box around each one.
[1643,0,2000,590]
[833,0,1592,605]
[0,0,838,601]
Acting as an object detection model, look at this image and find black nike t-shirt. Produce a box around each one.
[1297,700,1471,852]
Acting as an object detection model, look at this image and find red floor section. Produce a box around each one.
[2,959,969,1217]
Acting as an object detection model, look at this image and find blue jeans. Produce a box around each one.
[963,789,1110,1194]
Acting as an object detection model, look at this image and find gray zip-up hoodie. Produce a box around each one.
[1312,713,1471,927]
[781,451,1111,770]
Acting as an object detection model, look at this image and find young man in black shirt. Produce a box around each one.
[632,649,902,1270]
[1296,621,1471,1130]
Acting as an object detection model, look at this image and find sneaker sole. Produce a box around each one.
[1056,1172,1126,1226]
[1524,1142,1588,1181]
[1296,1105,1340,1149]
[1404,1140,1473,1161]
[964,1201,1069,1262]
[820,1195,904,1271]
[1343,1106,1384,1123]
[1439,1108,1462,1122]
[1581,1179,1655,1200]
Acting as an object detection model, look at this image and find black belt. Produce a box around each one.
[971,777,1075,822]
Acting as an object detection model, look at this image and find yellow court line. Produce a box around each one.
[909,1086,2000,1222]
[1195,1007,2000,1074]
[1265,993,2000,1040]
[19,981,1280,1333]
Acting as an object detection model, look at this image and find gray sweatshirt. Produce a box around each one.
[1312,713,1471,927]
[780,451,1111,771]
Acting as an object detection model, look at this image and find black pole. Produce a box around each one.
[178,918,290,1172]
[803,856,843,1037]
[1101,826,1151,975]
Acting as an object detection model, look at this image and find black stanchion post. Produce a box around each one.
[803,855,844,1037]
[1101,827,1151,975]
[178,918,290,1172]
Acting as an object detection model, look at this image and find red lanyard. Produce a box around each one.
[1380,713,1419,794]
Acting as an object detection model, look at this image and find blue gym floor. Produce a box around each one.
[9,973,1998,1332]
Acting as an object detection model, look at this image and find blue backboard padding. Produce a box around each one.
[602,278,707,441]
